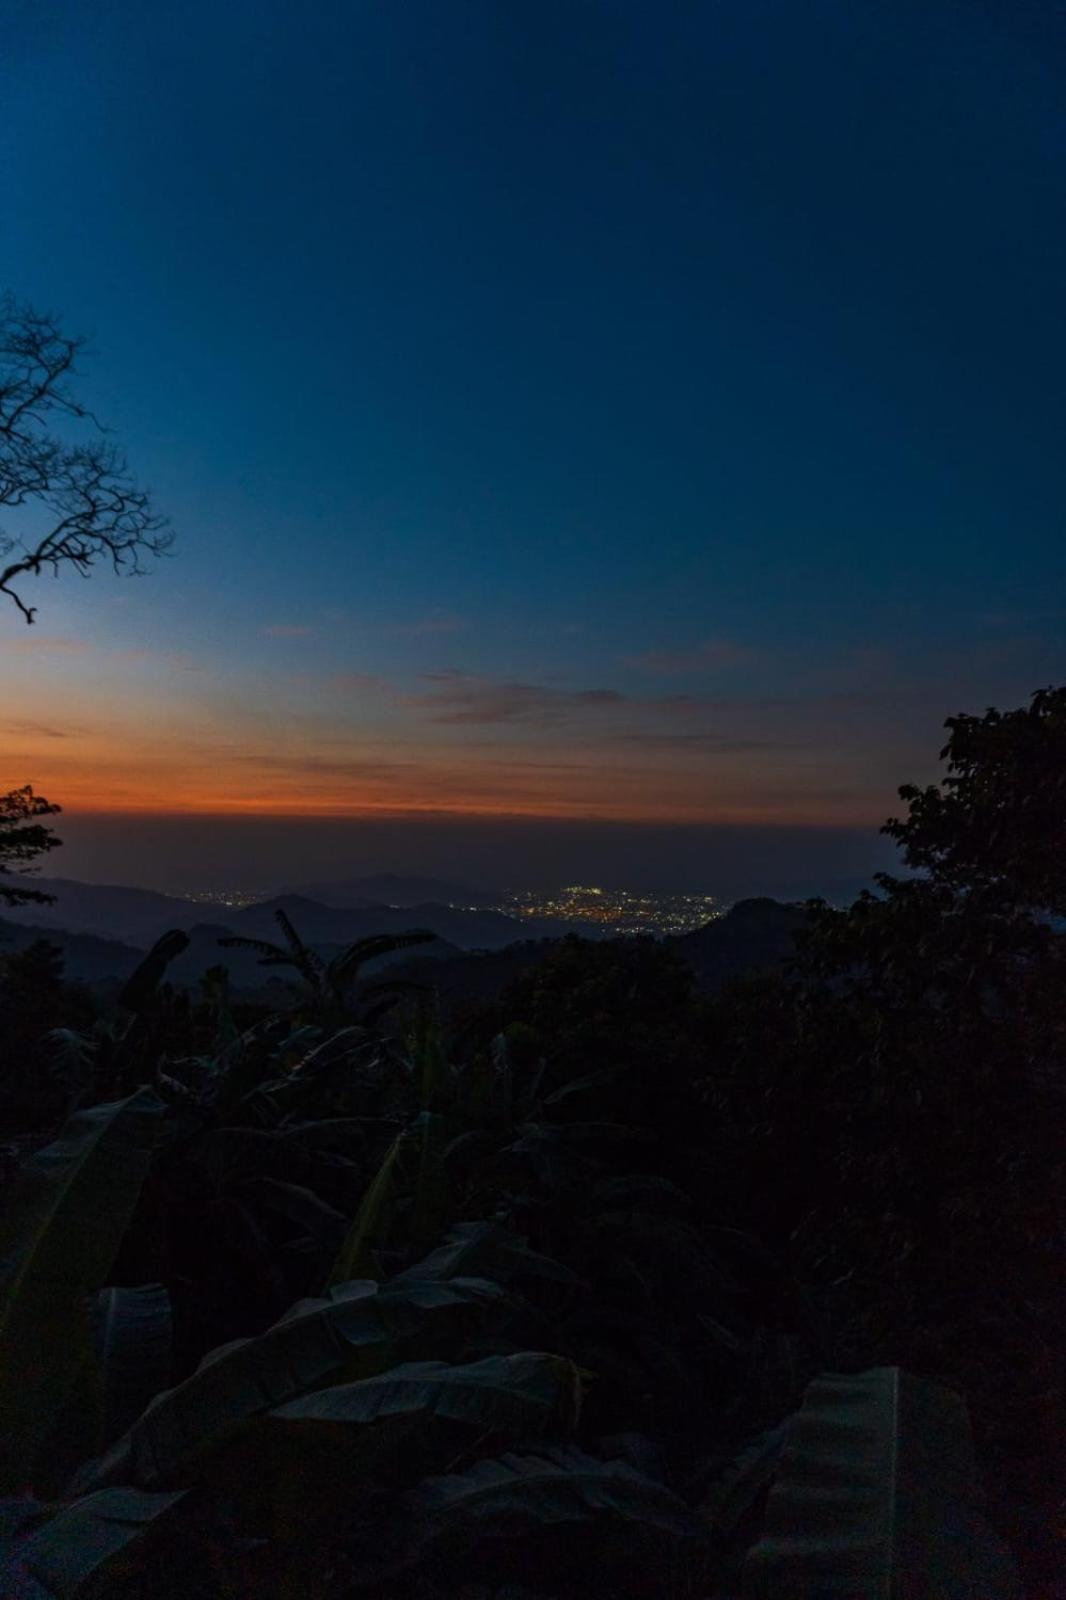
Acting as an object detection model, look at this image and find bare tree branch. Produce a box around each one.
[0,293,172,623]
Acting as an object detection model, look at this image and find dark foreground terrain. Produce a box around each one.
[0,691,1063,1596]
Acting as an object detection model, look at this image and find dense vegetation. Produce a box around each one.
[0,689,1062,1597]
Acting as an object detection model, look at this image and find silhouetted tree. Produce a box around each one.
[884,684,1066,915]
[0,937,95,1130]
[0,294,170,623]
[692,688,1066,1590]
[0,785,61,905]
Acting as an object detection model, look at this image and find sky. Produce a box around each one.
[2,0,1064,892]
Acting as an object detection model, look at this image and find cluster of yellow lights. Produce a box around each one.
[503,885,720,936]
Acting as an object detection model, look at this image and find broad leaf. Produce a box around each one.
[233,1353,583,1530]
[408,1111,450,1249]
[80,1274,502,1489]
[741,1368,1020,1598]
[441,1127,497,1177]
[592,1174,688,1209]
[0,1488,185,1598]
[116,931,190,1013]
[698,1423,787,1538]
[274,908,326,985]
[286,1028,372,1081]
[91,1285,173,1447]
[271,1351,581,1436]
[328,930,436,994]
[396,1220,578,1287]
[543,1067,622,1106]
[0,1090,167,1493]
[328,1122,411,1284]
[404,1443,700,1541]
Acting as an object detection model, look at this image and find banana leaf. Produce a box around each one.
[441,1127,498,1178]
[0,1487,185,1599]
[405,1444,701,1541]
[0,1089,167,1494]
[271,1351,581,1435]
[286,1026,373,1080]
[741,1367,1020,1598]
[244,1177,349,1244]
[79,1273,502,1490]
[225,1353,584,1534]
[698,1423,788,1537]
[395,1220,578,1287]
[327,930,436,993]
[328,1121,412,1284]
[543,1067,622,1106]
[407,1111,450,1250]
[90,1285,173,1446]
[592,1173,688,1209]
[117,931,190,1013]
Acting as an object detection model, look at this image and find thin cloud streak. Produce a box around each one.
[385,613,467,637]
[605,733,802,751]
[331,672,392,693]
[3,720,71,739]
[624,638,759,675]
[404,673,628,726]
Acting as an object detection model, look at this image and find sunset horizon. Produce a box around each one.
[3,0,1062,883]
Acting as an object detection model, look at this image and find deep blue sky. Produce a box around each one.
[2,0,1063,889]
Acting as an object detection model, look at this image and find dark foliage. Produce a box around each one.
[884,685,1066,914]
[0,785,62,907]
[0,687,1061,1595]
[0,938,96,1131]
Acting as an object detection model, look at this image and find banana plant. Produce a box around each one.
[44,931,192,1111]
[79,1269,506,1491]
[0,1361,1019,1600]
[0,1088,168,1494]
[219,909,435,1020]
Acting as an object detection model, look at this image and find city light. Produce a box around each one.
[495,885,720,937]
[171,883,721,937]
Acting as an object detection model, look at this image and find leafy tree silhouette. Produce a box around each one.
[0,785,61,906]
[885,684,1066,916]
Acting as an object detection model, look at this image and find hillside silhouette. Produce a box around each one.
[1,690,1063,1597]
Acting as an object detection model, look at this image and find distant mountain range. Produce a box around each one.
[0,877,207,946]
[1,875,586,949]
[286,873,503,909]
[0,914,148,992]
[0,912,463,997]
[349,899,813,1013]
[0,876,811,1001]
[227,894,580,950]
[0,874,599,994]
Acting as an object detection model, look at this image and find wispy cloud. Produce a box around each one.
[406,672,628,726]
[605,733,800,751]
[331,672,391,693]
[399,670,827,728]
[218,750,416,781]
[624,637,758,675]
[4,719,70,739]
[386,613,467,637]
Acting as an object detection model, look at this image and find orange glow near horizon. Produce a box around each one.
[3,633,907,829]
[4,733,889,828]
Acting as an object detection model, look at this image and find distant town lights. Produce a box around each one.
[500,884,719,937]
